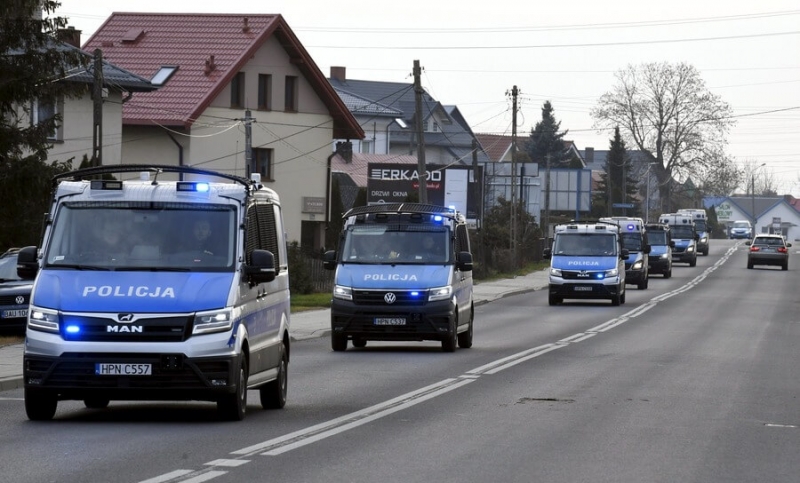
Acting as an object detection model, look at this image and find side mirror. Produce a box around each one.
[542,247,552,259]
[643,244,651,255]
[745,240,751,246]
[245,249,276,284]
[669,240,675,248]
[786,243,792,248]
[457,251,473,272]
[620,248,630,259]
[323,250,337,270]
[17,245,39,280]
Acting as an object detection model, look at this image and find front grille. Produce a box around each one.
[0,294,28,305]
[352,289,428,306]
[560,270,601,280]
[673,246,686,253]
[60,315,192,342]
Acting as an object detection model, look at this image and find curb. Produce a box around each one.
[0,376,23,392]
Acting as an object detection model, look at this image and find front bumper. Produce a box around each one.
[548,280,622,300]
[330,297,456,342]
[624,268,646,284]
[23,352,239,401]
[648,257,671,274]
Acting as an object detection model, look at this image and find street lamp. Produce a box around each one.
[752,162,766,234]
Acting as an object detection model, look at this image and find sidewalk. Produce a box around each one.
[0,270,549,392]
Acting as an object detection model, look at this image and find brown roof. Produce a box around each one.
[475,133,513,162]
[83,13,362,138]
[331,153,419,188]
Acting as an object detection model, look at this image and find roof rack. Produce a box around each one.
[343,203,457,219]
[52,164,253,190]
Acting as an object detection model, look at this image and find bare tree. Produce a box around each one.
[591,62,735,210]
[693,148,742,197]
[740,159,779,196]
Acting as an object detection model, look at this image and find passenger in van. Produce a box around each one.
[419,235,444,261]
[95,218,129,261]
[190,219,216,255]
[589,236,616,256]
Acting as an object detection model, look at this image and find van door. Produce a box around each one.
[453,223,473,326]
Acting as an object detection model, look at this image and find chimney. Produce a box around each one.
[242,17,250,33]
[585,147,594,164]
[336,141,353,163]
[204,55,216,75]
[57,26,82,48]
[330,66,346,82]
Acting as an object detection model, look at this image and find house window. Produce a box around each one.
[151,66,177,86]
[251,148,273,181]
[426,119,440,133]
[360,140,372,154]
[284,76,298,112]
[231,72,245,108]
[258,74,272,110]
[33,97,61,141]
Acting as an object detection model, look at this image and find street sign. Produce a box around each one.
[612,203,635,208]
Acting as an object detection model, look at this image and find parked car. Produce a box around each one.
[746,235,791,270]
[0,248,31,332]
[729,220,753,239]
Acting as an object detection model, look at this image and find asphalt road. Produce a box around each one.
[1,240,798,483]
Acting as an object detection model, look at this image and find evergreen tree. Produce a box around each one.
[524,101,570,169]
[597,127,640,217]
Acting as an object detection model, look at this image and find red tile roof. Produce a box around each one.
[83,13,362,138]
[475,133,513,162]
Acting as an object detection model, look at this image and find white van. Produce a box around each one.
[17,165,290,421]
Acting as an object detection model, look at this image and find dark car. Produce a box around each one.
[746,235,791,270]
[0,248,32,332]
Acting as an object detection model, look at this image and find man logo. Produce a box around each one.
[15,296,25,305]
[384,292,397,304]
[118,313,135,322]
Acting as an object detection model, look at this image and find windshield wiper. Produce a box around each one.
[46,264,110,271]
[113,267,192,272]
[0,278,21,282]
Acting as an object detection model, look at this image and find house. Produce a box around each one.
[582,147,662,219]
[328,66,489,165]
[705,195,800,241]
[83,14,364,249]
[16,27,156,167]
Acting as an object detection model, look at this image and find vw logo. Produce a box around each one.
[15,296,25,305]
[384,292,397,304]
[117,313,135,322]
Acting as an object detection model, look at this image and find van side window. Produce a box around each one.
[455,224,470,253]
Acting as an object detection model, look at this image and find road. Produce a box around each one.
[1,240,798,483]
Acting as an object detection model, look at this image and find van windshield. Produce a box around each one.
[552,233,617,257]
[648,231,668,245]
[671,225,694,239]
[44,203,236,271]
[620,232,642,251]
[694,220,707,231]
[342,226,449,264]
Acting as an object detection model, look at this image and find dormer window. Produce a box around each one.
[151,66,177,86]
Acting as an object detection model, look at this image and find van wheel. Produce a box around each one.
[260,343,287,409]
[84,397,110,409]
[442,316,458,352]
[25,389,58,421]
[689,258,697,267]
[611,293,621,306]
[664,269,671,279]
[331,333,347,352]
[548,294,562,306]
[218,356,247,421]
[637,277,647,290]
[457,307,473,349]
[352,337,367,348]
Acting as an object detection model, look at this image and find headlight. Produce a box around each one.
[700,237,708,243]
[604,268,618,277]
[550,267,562,277]
[632,261,643,270]
[429,285,453,302]
[28,306,59,333]
[193,308,233,335]
[687,246,695,252]
[660,253,670,259]
[333,285,353,301]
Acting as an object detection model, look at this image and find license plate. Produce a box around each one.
[1,309,27,318]
[374,317,406,326]
[574,286,593,292]
[95,363,152,376]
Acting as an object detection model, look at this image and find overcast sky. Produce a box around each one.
[56,0,800,196]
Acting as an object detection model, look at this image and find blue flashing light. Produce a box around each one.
[66,325,81,334]
[595,273,605,280]
[627,224,635,231]
[195,182,210,192]
[433,215,443,222]
[410,291,420,297]
[176,181,210,192]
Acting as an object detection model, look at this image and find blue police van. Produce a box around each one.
[17,165,290,421]
[323,203,474,352]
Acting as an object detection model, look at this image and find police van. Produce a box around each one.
[677,209,710,255]
[542,221,629,306]
[599,217,651,289]
[658,213,698,267]
[323,203,473,352]
[644,223,674,278]
[16,164,290,421]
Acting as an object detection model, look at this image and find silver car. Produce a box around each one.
[746,235,791,270]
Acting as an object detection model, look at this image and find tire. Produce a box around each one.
[331,333,347,352]
[218,356,247,421]
[747,261,754,269]
[352,337,367,348]
[84,397,110,409]
[620,290,626,304]
[548,294,562,306]
[782,262,788,271]
[457,307,474,349]
[260,343,288,410]
[442,315,458,352]
[689,257,697,267]
[611,292,621,306]
[25,389,58,421]
[637,277,647,290]
[664,268,672,279]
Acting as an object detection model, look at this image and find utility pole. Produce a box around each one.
[510,85,518,261]
[244,109,253,176]
[413,60,428,203]
[544,154,551,239]
[91,49,104,167]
